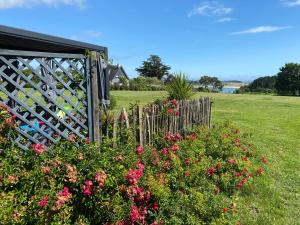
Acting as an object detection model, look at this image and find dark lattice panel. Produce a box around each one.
[0,51,90,150]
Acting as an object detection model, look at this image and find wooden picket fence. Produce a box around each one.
[100,97,212,146]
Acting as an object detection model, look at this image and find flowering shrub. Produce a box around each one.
[0,122,267,224]
[0,103,16,149]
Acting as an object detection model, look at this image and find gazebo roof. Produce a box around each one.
[0,25,107,54]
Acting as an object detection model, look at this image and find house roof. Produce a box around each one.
[0,25,107,54]
[107,64,129,81]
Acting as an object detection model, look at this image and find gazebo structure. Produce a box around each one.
[0,25,109,149]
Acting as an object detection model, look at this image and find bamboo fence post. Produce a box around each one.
[138,105,143,146]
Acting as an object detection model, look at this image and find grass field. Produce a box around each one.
[112,91,300,225]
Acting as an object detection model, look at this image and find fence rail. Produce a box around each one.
[100,97,212,146]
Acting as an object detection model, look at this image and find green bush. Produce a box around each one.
[0,117,267,224]
[166,73,194,100]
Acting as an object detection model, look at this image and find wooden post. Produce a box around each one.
[138,105,143,146]
[90,52,101,143]
[209,98,212,128]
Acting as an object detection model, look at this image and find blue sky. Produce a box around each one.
[1,0,300,81]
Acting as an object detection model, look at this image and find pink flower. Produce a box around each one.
[95,171,107,188]
[130,205,140,223]
[54,186,72,210]
[82,180,93,196]
[136,160,145,172]
[32,144,46,155]
[228,159,237,165]
[161,148,168,155]
[164,132,174,141]
[126,169,143,185]
[171,144,179,152]
[39,196,49,207]
[136,146,144,155]
[175,133,182,141]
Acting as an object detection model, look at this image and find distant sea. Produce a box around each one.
[221,87,239,94]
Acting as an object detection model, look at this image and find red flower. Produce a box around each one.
[175,111,180,116]
[32,144,46,155]
[150,202,160,212]
[167,108,174,114]
[206,167,216,177]
[241,156,248,161]
[161,148,168,155]
[136,146,144,155]
[185,158,191,166]
[257,167,263,175]
[262,157,267,164]
[171,99,178,106]
[171,144,179,152]
[39,196,49,207]
[184,171,190,177]
[223,207,228,213]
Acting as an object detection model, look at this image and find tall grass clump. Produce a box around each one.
[166,72,194,100]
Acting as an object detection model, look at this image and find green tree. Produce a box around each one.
[199,76,223,91]
[199,76,212,89]
[166,72,194,100]
[248,76,277,93]
[136,55,171,80]
[275,63,300,96]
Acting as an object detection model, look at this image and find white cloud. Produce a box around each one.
[0,0,86,9]
[281,0,300,7]
[229,25,292,35]
[216,17,235,23]
[188,1,233,18]
[85,30,102,37]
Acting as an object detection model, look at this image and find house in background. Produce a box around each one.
[107,64,129,86]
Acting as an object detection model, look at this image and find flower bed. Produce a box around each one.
[0,106,267,224]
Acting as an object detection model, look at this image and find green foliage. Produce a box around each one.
[199,76,224,91]
[236,76,276,94]
[166,73,194,100]
[108,95,117,110]
[128,76,165,91]
[136,55,171,80]
[0,105,266,224]
[275,63,300,96]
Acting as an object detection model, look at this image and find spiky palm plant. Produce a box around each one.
[166,72,194,100]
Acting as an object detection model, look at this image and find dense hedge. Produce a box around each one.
[0,106,267,224]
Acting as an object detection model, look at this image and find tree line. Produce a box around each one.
[237,63,300,96]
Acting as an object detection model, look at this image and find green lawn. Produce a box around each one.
[112,91,300,225]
